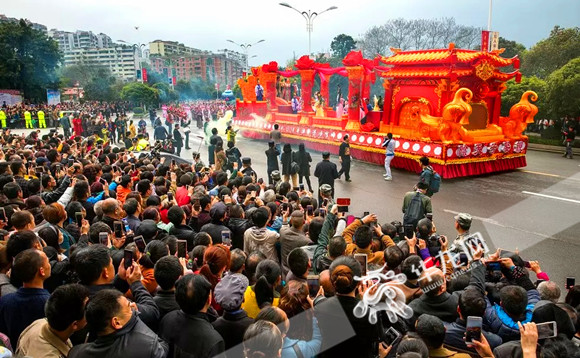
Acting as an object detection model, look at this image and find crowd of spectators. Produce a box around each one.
[0,124,577,358]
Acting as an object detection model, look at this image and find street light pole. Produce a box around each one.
[279,2,337,55]
[226,39,265,73]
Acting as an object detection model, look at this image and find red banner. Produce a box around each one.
[172,76,176,85]
[142,68,148,82]
[481,30,490,52]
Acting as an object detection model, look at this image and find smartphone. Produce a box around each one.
[536,321,557,339]
[258,178,264,185]
[281,202,289,212]
[168,192,174,201]
[307,205,314,216]
[35,166,44,174]
[307,274,320,298]
[193,198,201,211]
[131,163,136,171]
[124,249,133,270]
[177,240,187,258]
[68,159,74,167]
[486,261,502,271]
[524,261,531,268]
[299,183,304,191]
[404,224,415,239]
[337,205,349,213]
[55,164,61,171]
[114,221,123,238]
[0,207,6,221]
[319,208,326,218]
[426,213,433,221]
[336,198,351,206]
[354,253,368,276]
[363,211,370,217]
[134,235,146,253]
[171,159,176,166]
[465,316,482,345]
[99,232,109,246]
[566,277,576,290]
[383,327,402,346]
[221,231,231,247]
[75,212,83,227]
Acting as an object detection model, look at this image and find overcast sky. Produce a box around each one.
[4,0,579,66]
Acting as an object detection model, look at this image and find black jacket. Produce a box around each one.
[226,217,252,250]
[265,147,280,171]
[212,310,253,351]
[295,150,312,176]
[154,126,168,140]
[169,224,197,250]
[159,311,225,358]
[173,128,183,146]
[314,160,339,186]
[281,150,296,175]
[69,313,168,358]
[40,175,70,205]
[153,290,180,321]
[200,221,231,245]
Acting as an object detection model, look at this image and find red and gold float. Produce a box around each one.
[234,43,537,178]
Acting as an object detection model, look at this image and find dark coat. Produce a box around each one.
[314,160,339,187]
[159,311,225,358]
[69,314,168,358]
[173,128,183,147]
[212,310,254,351]
[200,222,231,245]
[226,217,252,250]
[153,290,180,321]
[281,150,297,175]
[169,224,197,251]
[265,147,280,171]
[295,150,312,176]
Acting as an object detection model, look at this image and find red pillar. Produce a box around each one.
[382,80,392,125]
[299,70,315,112]
[345,66,364,131]
[320,73,330,108]
[263,72,278,110]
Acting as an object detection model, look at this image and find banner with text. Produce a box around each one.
[481,30,490,52]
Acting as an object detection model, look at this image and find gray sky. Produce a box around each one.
[4,0,579,66]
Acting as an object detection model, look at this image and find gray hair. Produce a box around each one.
[263,189,276,203]
[537,281,561,303]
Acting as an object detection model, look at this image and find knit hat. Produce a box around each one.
[454,213,472,228]
[319,184,332,194]
[214,274,248,311]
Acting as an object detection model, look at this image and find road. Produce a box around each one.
[17,125,580,296]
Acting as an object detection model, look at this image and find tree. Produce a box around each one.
[57,63,98,88]
[501,77,548,119]
[546,57,580,118]
[498,37,526,59]
[359,25,390,58]
[0,20,61,101]
[83,67,120,102]
[330,34,356,59]
[120,82,158,106]
[521,26,580,79]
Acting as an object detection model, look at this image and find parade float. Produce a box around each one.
[232,43,538,178]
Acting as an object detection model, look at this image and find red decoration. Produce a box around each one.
[295,55,315,70]
[142,68,148,82]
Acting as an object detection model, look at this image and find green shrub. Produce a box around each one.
[133,107,144,114]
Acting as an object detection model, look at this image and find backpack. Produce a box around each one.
[403,192,425,228]
[226,148,238,167]
[429,170,441,193]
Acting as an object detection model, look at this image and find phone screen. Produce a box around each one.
[68,159,74,167]
[75,212,83,227]
[123,249,133,270]
[221,231,231,246]
[465,316,483,344]
[99,232,109,246]
[363,211,370,217]
[134,236,146,253]
[171,159,176,166]
[536,321,557,339]
[319,208,326,218]
[354,254,368,276]
[404,224,415,239]
[307,205,314,216]
[114,221,123,238]
[383,327,402,346]
[566,277,576,290]
[307,275,320,298]
[486,262,502,271]
[177,240,187,258]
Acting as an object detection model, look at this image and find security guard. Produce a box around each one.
[24,109,32,129]
[37,109,46,128]
[0,109,6,128]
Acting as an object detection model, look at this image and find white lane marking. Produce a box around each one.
[521,191,580,204]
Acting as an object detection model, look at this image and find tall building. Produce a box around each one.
[0,14,47,33]
[149,52,243,87]
[63,46,139,81]
[48,29,113,51]
[149,40,202,57]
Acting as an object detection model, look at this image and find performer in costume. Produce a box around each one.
[255,80,264,101]
[315,92,325,117]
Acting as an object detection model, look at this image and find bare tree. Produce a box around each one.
[359,25,390,57]
[455,25,481,50]
[385,18,412,50]
[408,19,429,50]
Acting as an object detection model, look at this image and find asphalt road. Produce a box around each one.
[17,125,580,297]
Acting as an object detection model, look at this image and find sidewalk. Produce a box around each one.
[528,142,579,155]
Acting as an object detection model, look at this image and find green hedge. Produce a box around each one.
[133,107,144,114]
[528,135,580,147]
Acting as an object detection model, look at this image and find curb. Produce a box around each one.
[528,143,580,155]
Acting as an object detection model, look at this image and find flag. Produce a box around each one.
[490,32,500,51]
[142,68,148,82]
[481,30,490,52]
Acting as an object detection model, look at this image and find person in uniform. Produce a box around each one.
[314,152,339,203]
